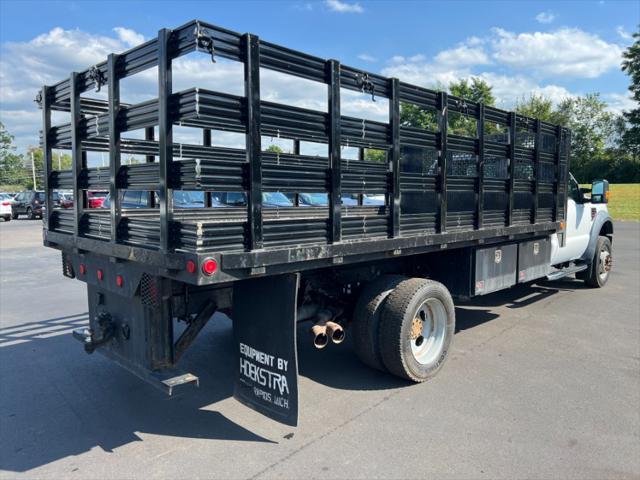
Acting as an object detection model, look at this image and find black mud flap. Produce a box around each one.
[232,273,299,426]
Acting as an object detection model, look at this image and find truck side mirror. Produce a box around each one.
[591,179,609,204]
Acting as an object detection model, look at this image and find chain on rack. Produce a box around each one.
[194,23,216,63]
[88,65,106,93]
[356,73,376,102]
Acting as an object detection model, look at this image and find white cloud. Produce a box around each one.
[434,44,490,67]
[113,27,145,47]
[325,0,363,13]
[490,27,622,78]
[616,26,632,41]
[535,11,555,24]
[477,72,573,107]
[358,53,377,62]
[602,92,635,115]
[0,27,143,149]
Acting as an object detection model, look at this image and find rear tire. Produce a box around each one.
[352,275,406,372]
[584,236,612,288]
[3,215,10,222]
[379,278,455,382]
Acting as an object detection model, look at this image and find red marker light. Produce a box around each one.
[201,258,217,276]
[79,263,86,275]
[186,260,196,274]
[116,275,124,287]
[97,269,104,281]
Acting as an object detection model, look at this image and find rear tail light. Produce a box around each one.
[97,269,104,281]
[201,258,218,276]
[79,263,86,275]
[1,201,9,206]
[116,275,124,287]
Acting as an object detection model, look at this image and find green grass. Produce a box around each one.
[581,184,640,221]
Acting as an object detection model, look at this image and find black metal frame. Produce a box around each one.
[40,19,571,285]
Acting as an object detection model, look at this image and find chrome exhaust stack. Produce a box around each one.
[311,323,329,349]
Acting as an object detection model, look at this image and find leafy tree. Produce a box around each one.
[399,102,437,131]
[446,79,495,136]
[621,28,640,160]
[515,94,558,123]
[265,144,283,154]
[0,122,29,187]
[363,149,387,163]
[449,78,495,106]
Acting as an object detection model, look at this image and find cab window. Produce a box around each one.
[568,175,582,203]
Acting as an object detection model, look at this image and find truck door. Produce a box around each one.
[554,174,591,263]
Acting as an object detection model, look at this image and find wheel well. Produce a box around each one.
[599,220,613,242]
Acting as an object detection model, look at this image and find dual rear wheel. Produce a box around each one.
[352,276,455,382]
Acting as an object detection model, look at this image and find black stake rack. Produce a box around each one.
[40,19,570,285]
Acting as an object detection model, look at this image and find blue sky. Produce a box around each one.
[0,0,637,152]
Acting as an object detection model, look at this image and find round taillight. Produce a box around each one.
[116,275,124,287]
[79,263,86,275]
[186,260,196,274]
[201,258,217,276]
[97,269,104,281]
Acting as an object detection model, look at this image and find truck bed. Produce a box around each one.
[40,19,569,285]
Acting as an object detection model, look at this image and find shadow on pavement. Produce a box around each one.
[0,278,585,472]
[0,313,273,473]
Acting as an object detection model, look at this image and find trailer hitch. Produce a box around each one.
[72,312,116,354]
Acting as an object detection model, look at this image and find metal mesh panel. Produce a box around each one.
[516,131,535,149]
[484,155,508,179]
[447,151,477,177]
[139,273,160,309]
[538,162,555,183]
[541,133,556,153]
[514,161,534,180]
[400,146,438,175]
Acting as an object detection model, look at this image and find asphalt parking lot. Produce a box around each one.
[0,219,639,479]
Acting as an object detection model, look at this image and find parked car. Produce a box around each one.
[87,191,108,208]
[101,190,228,209]
[285,193,386,207]
[58,192,74,209]
[11,191,61,219]
[214,191,294,207]
[0,193,13,221]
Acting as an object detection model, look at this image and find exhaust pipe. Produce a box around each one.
[311,323,329,349]
[325,321,345,344]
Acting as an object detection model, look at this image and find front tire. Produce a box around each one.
[584,236,612,288]
[26,207,34,220]
[379,278,455,382]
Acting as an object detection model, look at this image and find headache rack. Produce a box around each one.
[40,19,570,284]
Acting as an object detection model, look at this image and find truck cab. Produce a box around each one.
[550,176,613,287]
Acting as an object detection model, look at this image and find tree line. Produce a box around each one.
[1,29,638,189]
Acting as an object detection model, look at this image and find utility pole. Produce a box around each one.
[31,150,37,190]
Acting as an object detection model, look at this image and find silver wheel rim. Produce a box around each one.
[599,245,612,282]
[409,298,447,365]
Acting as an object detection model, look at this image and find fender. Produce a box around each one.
[581,210,613,264]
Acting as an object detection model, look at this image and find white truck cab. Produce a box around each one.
[549,175,613,287]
